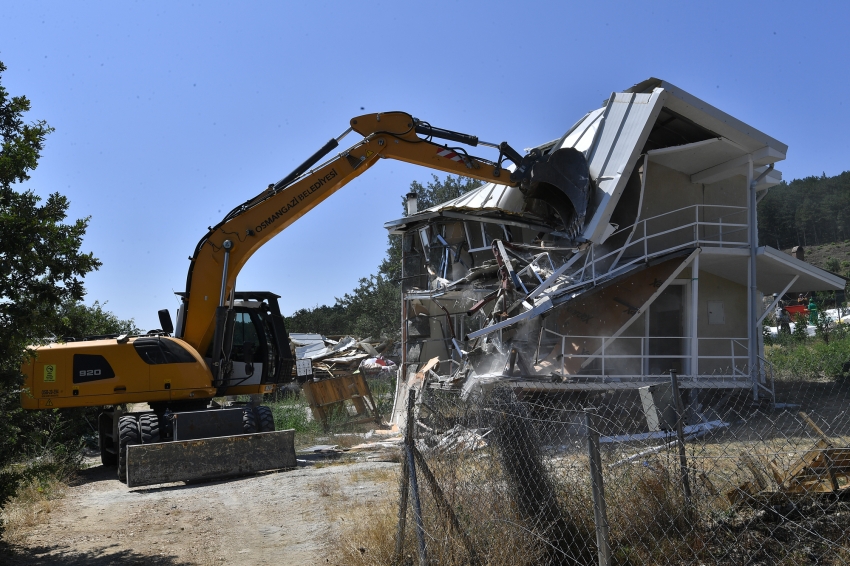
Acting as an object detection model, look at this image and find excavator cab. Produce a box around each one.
[206,291,294,395]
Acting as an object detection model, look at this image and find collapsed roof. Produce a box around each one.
[386,77,787,245]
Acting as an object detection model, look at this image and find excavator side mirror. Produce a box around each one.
[158,309,174,335]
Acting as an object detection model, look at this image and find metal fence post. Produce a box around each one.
[406,443,428,566]
[585,408,612,566]
[394,434,410,562]
[669,370,692,503]
[405,389,428,565]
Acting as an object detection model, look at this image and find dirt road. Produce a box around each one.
[4,459,398,565]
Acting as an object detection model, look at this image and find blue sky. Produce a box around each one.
[2,1,848,330]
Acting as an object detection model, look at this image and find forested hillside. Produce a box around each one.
[758,171,850,250]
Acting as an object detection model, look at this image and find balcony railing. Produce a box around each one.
[537,330,752,382]
[570,204,748,287]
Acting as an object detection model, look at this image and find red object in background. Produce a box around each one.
[785,305,809,316]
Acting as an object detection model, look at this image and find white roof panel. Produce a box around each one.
[648,137,743,175]
[697,247,845,293]
[571,90,667,243]
[422,180,525,215]
[560,108,604,154]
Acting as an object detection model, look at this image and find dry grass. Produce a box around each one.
[325,389,850,564]
[348,467,397,485]
[333,494,400,566]
[324,441,850,565]
[329,489,546,566]
[315,478,335,497]
[1,473,68,545]
[328,451,551,566]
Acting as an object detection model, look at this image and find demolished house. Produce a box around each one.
[386,78,845,424]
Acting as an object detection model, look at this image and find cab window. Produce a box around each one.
[231,312,261,362]
[134,338,196,365]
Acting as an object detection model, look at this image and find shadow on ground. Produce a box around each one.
[71,459,309,494]
[1,466,197,564]
[68,463,115,486]
[1,539,195,565]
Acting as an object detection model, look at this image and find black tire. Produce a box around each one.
[255,406,275,432]
[100,440,117,466]
[117,415,140,483]
[139,413,160,444]
[99,414,117,466]
[242,407,258,434]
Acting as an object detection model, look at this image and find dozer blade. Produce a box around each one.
[126,429,296,488]
[525,147,591,238]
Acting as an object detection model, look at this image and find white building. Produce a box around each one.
[386,78,844,418]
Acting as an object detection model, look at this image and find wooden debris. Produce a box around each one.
[740,453,769,491]
[348,436,403,451]
[301,373,382,430]
[411,357,441,388]
[727,412,850,506]
[800,411,831,442]
[433,425,490,452]
[726,481,759,507]
[766,457,786,486]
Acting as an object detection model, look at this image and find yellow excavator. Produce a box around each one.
[20,111,589,485]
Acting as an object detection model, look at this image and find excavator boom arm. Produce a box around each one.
[180,111,533,355]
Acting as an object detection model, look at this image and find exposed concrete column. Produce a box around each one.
[747,155,759,401]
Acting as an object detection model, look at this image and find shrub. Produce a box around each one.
[765,334,850,380]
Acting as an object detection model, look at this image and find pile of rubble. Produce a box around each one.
[289,333,400,381]
[288,333,400,429]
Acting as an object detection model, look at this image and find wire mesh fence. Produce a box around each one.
[391,370,850,565]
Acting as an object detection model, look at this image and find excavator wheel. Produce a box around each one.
[242,407,258,434]
[117,415,140,483]
[255,406,275,433]
[100,442,117,467]
[139,413,160,444]
[99,414,117,466]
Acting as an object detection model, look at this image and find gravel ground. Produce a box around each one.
[3,458,399,565]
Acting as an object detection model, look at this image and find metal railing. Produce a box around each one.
[537,330,752,383]
[571,204,748,289]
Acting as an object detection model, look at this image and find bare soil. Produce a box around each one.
[2,458,399,565]
[783,240,850,273]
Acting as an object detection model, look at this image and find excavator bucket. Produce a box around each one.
[125,429,296,488]
[524,147,591,239]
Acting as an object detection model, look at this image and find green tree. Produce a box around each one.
[825,257,841,274]
[0,60,102,474]
[53,300,141,339]
[336,274,402,339]
[758,171,850,249]
[380,174,480,282]
[287,303,349,336]
[287,174,480,338]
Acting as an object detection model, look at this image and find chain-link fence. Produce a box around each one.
[390,370,850,565]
